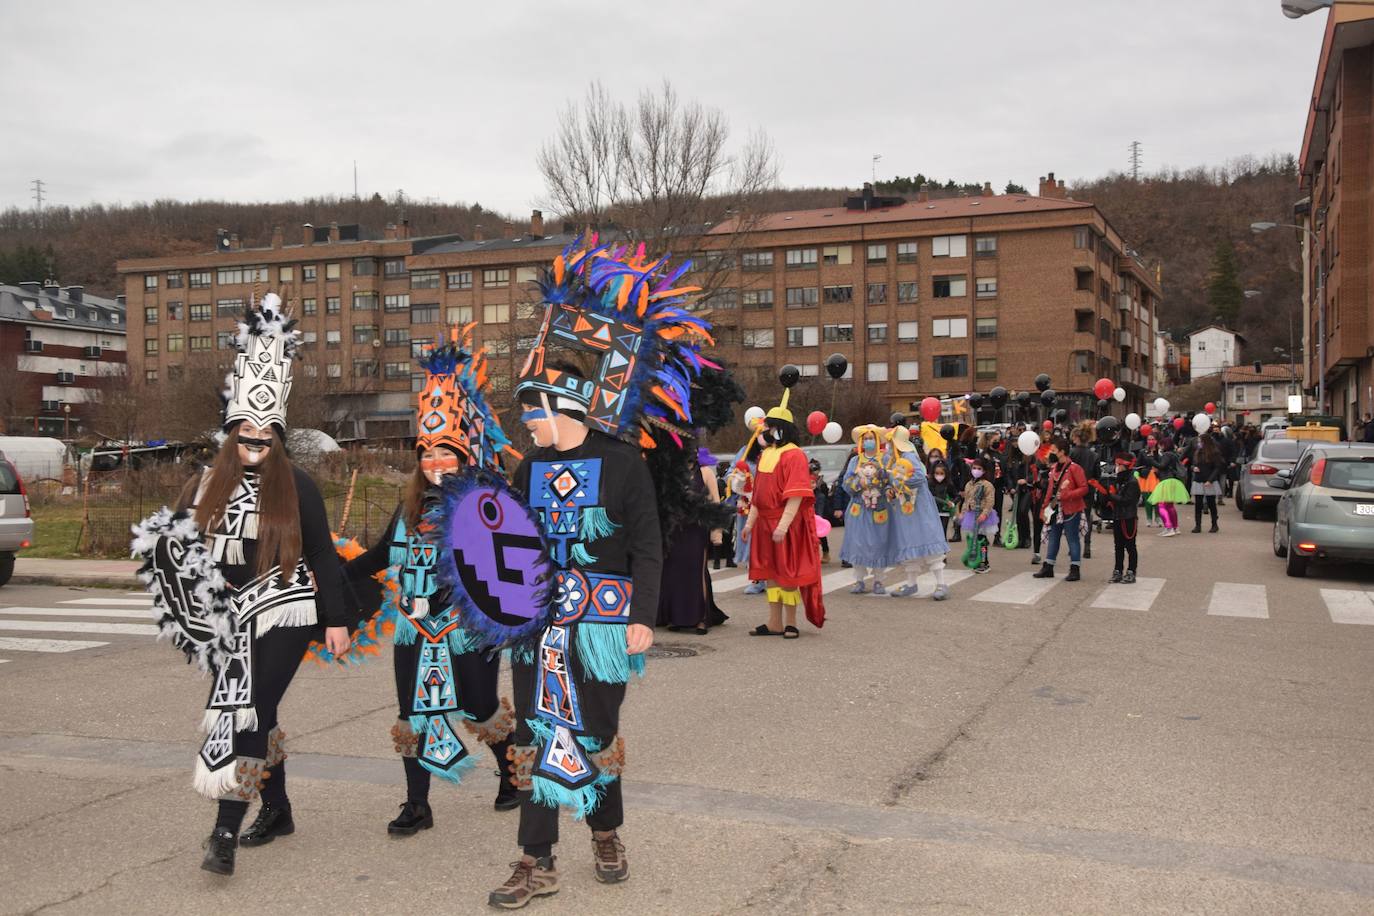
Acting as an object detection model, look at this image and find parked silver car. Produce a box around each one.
[1270,443,1374,577]
[1235,437,1306,519]
[0,456,34,586]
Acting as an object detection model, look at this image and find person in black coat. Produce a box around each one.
[1091,452,1142,583]
[1069,423,1099,558]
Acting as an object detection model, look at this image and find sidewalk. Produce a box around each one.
[13,557,141,589]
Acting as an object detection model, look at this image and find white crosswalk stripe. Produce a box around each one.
[0,636,109,653]
[0,606,151,620]
[1091,577,1166,612]
[0,619,159,637]
[1207,583,1269,619]
[972,571,1060,605]
[61,597,154,607]
[1320,589,1374,625]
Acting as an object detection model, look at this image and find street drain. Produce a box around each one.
[646,644,705,659]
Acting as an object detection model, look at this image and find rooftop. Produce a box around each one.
[709,193,1093,235]
[0,283,126,332]
[421,233,578,256]
[1222,364,1298,384]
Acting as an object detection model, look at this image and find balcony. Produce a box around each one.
[1118,329,1134,349]
[1116,293,1132,312]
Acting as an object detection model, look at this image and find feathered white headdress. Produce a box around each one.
[223,293,300,431]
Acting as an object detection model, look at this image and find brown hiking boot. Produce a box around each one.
[488,856,558,909]
[591,831,629,884]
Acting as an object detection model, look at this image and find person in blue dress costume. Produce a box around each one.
[839,424,894,594]
[882,426,951,599]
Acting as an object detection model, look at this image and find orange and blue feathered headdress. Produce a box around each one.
[416,324,516,470]
[516,237,717,449]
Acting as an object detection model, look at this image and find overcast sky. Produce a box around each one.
[0,0,1328,217]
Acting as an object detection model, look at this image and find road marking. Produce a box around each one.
[824,570,863,594]
[0,658,8,663]
[712,575,752,594]
[0,606,152,620]
[1091,577,1166,612]
[0,636,109,653]
[0,620,159,637]
[60,597,152,607]
[1320,589,1374,625]
[1207,583,1268,619]
[972,571,1060,605]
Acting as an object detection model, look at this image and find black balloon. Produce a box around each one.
[1034,373,1052,392]
[825,353,848,380]
[940,423,955,441]
[967,392,984,410]
[1015,390,1032,406]
[1054,408,1068,422]
[1097,398,1110,415]
[778,364,801,388]
[1040,389,1056,407]
[889,412,905,427]
[1095,416,1121,440]
[989,386,1009,408]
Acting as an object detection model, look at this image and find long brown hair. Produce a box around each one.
[402,464,428,531]
[178,424,302,579]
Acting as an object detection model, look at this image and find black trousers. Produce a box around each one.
[1113,519,1138,573]
[511,652,626,850]
[393,639,502,723]
[1194,496,1218,528]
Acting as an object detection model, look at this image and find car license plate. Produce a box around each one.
[1356,504,1374,516]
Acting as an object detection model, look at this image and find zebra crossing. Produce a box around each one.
[0,592,155,662]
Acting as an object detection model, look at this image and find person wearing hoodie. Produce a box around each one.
[1090,452,1142,584]
[1033,436,1089,581]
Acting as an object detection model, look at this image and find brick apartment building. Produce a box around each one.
[1298,4,1374,429]
[0,282,128,437]
[118,176,1162,439]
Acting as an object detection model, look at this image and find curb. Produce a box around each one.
[10,575,139,590]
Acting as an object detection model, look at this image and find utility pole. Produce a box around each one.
[30,178,45,226]
[1128,142,1143,181]
[871,154,882,186]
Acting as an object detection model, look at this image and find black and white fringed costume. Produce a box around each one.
[133,294,348,868]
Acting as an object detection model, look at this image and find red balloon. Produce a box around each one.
[1172,417,1185,430]
[919,396,941,422]
[1041,420,1054,431]
[1093,377,1116,400]
[1204,402,1216,415]
[1140,423,1154,437]
[806,410,827,435]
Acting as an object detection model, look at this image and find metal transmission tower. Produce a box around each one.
[30,178,45,225]
[1128,141,1143,181]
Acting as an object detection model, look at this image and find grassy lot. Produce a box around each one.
[20,502,91,559]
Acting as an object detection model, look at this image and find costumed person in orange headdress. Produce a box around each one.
[744,366,825,639]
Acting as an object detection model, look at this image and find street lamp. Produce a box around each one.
[1252,220,1324,411]
[62,403,71,440]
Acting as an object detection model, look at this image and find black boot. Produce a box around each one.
[387,800,434,836]
[1209,522,1219,533]
[1066,564,1081,582]
[1032,563,1054,579]
[1109,570,1123,584]
[239,803,294,847]
[201,828,237,876]
[491,739,525,812]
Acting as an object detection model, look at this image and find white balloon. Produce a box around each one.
[1113,386,1126,403]
[1192,412,1211,434]
[1017,430,1041,456]
[744,406,765,429]
[1154,397,1170,415]
[822,421,843,444]
[1125,412,1141,430]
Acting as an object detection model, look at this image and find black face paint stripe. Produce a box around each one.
[239,437,273,448]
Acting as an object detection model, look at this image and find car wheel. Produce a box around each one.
[0,554,13,588]
[1242,502,1256,520]
[1272,523,1287,558]
[1235,490,1244,512]
[1285,545,1308,578]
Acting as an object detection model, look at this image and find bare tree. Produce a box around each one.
[88,371,154,443]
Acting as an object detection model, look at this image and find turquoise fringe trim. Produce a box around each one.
[531,769,616,821]
[570,543,598,566]
[509,643,536,665]
[447,627,480,656]
[581,507,619,541]
[408,713,430,734]
[420,749,478,785]
[393,612,419,645]
[575,623,633,684]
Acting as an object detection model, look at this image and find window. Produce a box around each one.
[786,326,819,347]
[1074,226,1093,249]
[897,282,919,303]
[410,270,440,289]
[279,266,294,283]
[325,363,341,379]
[166,333,184,352]
[483,269,510,288]
[708,288,738,310]
[190,335,212,352]
[785,248,817,269]
[302,364,318,378]
[411,304,439,324]
[512,301,539,321]
[975,236,997,257]
[1260,385,1274,403]
[867,362,889,382]
[1075,311,1093,333]
[1099,278,1111,301]
[516,267,539,284]
[867,323,888,343]
[1073,351,1092,374]
[933,276,967,298]
[743,328,775,349]
[297,331,314,350]
[384,293,410,313]
[484,303,510,324]
[866,244,888,263]
[1197,340,1206,351]
[385,362,409,380]
[352,325,378,345]
[303,297,317,315]
[326,330,341,348]
[384,258,406,278]
[896,241,917,263]
[742,289,774,309]
[326,262,341,281]
[933,354,968,378]
[975,317,997,339]
[932,235,967,258]
[823,285,854,304]
[353,292,378,311]
[166,301,185,320]
[145,339,159,355]
[353,359,379,378]
[1099,317,1112,341]
[143,274,158,290]
[866,283,887,304]
[741,251,774,271]
[165,271,184,289]
[823,324,853,342]
[353,258,376,277]
[189,271,212,289]
[976,357,997,380]
[326,296,340,315]
[976,277,997,298]
[302,265,317,282]
[897,360,919,382]
[384,328,410,347]
[799,365,820,378]
[821,245,852,265]
[145,368,158,382]
[144,306,158,325]
[786,287,818,308]
[216,266,268,285]
[447,305,474,325]
[932,318,968,338]
[1076,268,1093,291]
[487,339,511,355]
[897,320,918,343]
[189,303,211,322]
[166,365,183,381]
[447,270,472,290]
[1233,386,1247,404]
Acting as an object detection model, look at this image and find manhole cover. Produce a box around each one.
[646,644,701,659]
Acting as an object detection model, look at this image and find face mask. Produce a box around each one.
[971,468,984,479]
[770,427,783,443]
[934,474,945,482]
[1047,453,1060,465]
[862,440,876,456]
